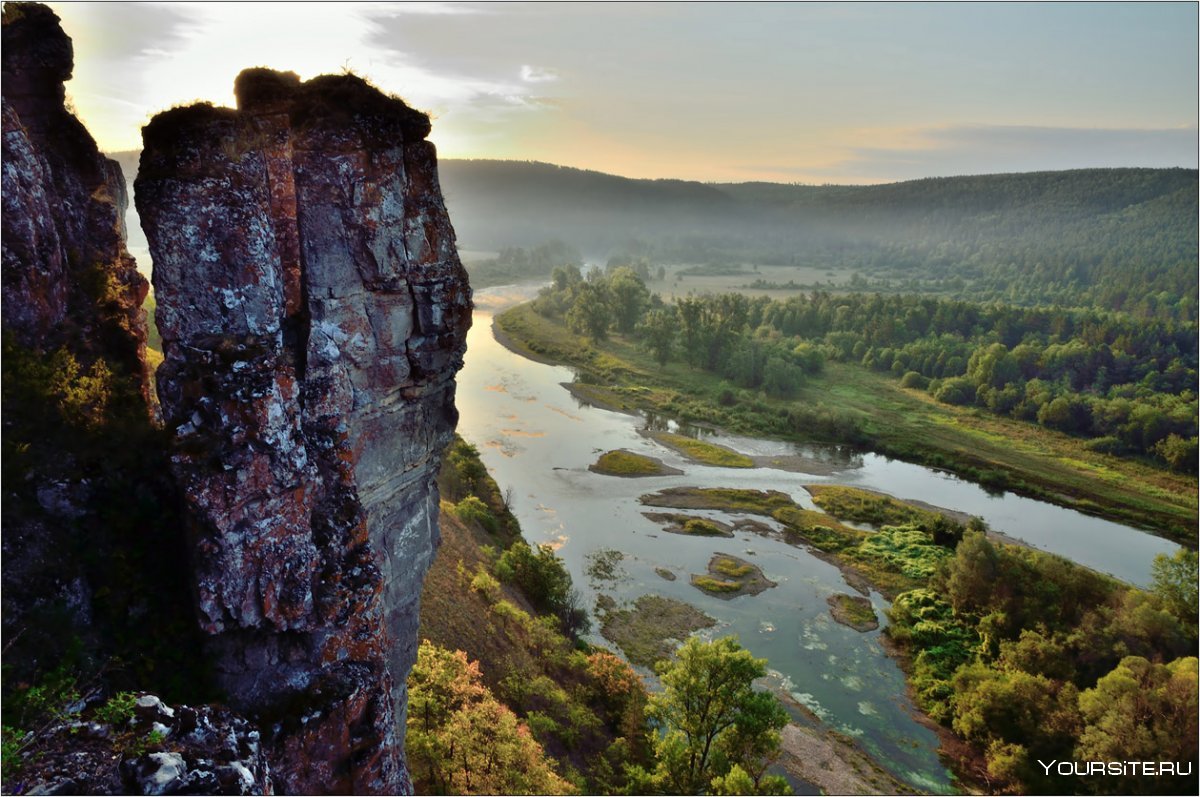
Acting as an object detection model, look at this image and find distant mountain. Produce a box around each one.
[439,159,1195,250]
[439,160,1197,318]
[437,159,739,255]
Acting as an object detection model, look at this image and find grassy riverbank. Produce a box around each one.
[496,303,1196,542]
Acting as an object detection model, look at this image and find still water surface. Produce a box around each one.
[454,285,1184,791]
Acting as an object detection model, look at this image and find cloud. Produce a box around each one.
[53,2,200,63]
[368,2,491,16]
[520,65,559,84]
[811,124,1199,182]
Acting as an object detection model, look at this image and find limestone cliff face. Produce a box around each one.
[136,69,471,794]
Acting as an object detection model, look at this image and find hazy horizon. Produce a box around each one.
[50,1,1199,184]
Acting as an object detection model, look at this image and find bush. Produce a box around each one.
[497,541,589,638]
[900,370,930,390]
[935,377,975,406]
[93,692,138,726]
[454,495,496,532]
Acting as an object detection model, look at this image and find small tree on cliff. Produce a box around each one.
[632,636,790,794]
[406,641,574,795]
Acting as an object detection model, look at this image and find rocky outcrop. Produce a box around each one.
[2,2,170,684]
[10,694,273,796]
[135,69,471,793]
[1,2,148,385]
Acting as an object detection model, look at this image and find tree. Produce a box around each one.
[1076,656,1198,794]
[1150,548,1198,624]
[407,641,574,795]
[639,307,677,366]
[646,637,790,794]
[551,264,582,291]
[565,281,611,342]
[1153,433,1198,472]
[495,541,588,637]
[951,664,1080,788]
[607,266,651,333]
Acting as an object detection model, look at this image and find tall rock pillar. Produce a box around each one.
[135,69,471,794]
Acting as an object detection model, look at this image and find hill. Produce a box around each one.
[438,160,1197,320]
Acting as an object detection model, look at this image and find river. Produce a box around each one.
[455,284,1186,792]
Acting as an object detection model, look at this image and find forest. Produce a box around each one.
[530,267,1198,473]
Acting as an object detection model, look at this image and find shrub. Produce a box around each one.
[93,692,138,727]
[454,495,496,532]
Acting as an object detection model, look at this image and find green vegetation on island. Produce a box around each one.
[641,486,959,598]
[826,594,880,632]
[597,595,716,669]
[645,430,754,468]
[641,512,734,538]
[691,554,776,599]
[639,486,795,516]
[807,484,978,547]
[589,449,682,477]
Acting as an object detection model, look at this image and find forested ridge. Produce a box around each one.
[439,161,1197,320]
[106,153,1198,320]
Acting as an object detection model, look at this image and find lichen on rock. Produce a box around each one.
[136,67,471,794]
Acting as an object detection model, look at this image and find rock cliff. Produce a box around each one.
[1,2,148,384]
[2,2,175,681]
[135,69,471,793]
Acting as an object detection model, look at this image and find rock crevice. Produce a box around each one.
[136,69,470,794]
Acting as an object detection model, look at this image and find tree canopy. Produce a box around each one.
[635,636,790,795]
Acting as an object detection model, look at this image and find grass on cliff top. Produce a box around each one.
[496,301,1196,541]
[598,595,715,668]
[648,431,753,468]
[589,450,676,477]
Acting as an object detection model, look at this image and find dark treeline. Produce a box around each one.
[439,160,1197,322]
[533,270,1198,471]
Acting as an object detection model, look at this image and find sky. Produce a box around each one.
[48,1,1199,184]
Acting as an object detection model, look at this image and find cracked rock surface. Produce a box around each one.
[136,68,471,794]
